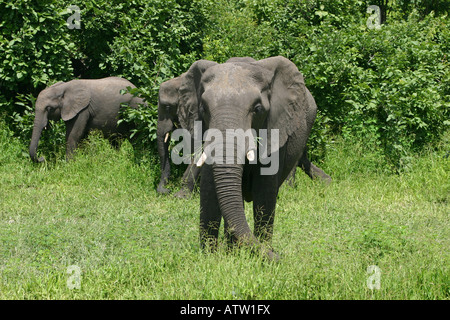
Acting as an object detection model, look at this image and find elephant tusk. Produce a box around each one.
[196,152,207,167]
[164,132,170,143]
[247,149,255,162]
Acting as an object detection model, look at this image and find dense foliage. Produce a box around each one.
[1,0,448,171]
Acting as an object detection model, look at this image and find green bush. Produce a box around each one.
[118,87,158,151]
[1,0,207,158]
[0,0,75,112]
[201,0,275,62]
[10,95,66,162]
[287,11,449,170]
[62,0,206,104]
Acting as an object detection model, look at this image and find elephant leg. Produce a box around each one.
[298,152,331,184]
[157,162,171,194]
[199,164,222,251]
[285,167,296,187]
[252,174,279,244]
[184,162,201,191]
[65,109,90,161]
[157,148,171,194]
[174,162,201,199]
[156,128,171,194]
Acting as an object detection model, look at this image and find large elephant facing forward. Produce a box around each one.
[173,56,328,259]
[29,77,145,162]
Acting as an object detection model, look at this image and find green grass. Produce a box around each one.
[0,123,448,299]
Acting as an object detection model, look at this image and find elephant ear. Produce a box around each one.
[178,59,218,135]
[256,56,308,154]
[60,80,90,121]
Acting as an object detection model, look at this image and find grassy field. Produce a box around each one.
[0,123,448,300]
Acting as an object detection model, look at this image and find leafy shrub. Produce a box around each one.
[390,0,450,19]
[201,0,275,62]
[341,13,449,170]
[2,0,207,160]
[287,11,449,170]
[118,87,158,153]
[62,0,206,104]
[0,0,75,113]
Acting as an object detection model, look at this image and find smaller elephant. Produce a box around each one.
[156,73,201,198]
[29,77,145,162]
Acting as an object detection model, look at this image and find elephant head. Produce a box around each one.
[157,75,184,145]
[180,56,311,256]
[157,58,256,146]
[29,81,90,162]
[156,58,258,195]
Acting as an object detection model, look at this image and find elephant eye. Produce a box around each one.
[253,103,263,114]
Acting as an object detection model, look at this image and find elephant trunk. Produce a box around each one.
[208,130,261,250]
[205,125,277,259]
[29,108,48,163]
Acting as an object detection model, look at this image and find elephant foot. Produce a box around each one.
[157,185,170,194]
[174,187,193,199]
[310,164,332,185]
[265,249,281,262]
[31,156,46,163]
[313,172,332,185]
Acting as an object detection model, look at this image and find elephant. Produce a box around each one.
[29,77,145,162]
[171,56,328,260]
[156,57,330,198]
[156,72,201,198]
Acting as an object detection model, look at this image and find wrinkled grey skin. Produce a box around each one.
[29,77,145,162]
[174,56,330,260]
[156,57,330,199]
